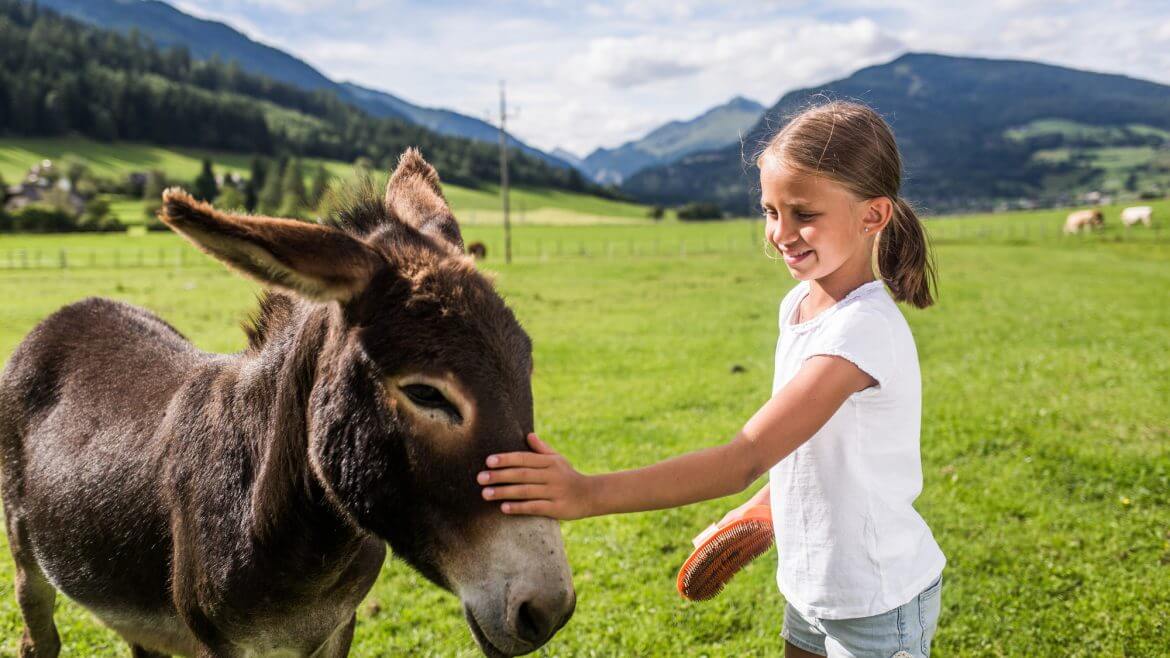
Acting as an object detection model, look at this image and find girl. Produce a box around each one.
[478,101,945,658]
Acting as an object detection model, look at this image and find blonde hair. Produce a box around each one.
[758,100,936,308]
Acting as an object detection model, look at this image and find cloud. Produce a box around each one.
[166,1,1170,154]
[568,38,703,88]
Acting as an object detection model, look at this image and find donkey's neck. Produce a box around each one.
[233,300,358,553]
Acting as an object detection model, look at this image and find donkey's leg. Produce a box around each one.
[131,646,170,658]
[5,514,61,658]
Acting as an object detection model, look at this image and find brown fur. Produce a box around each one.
[1064,208,1104,234]
[0,150,573,657]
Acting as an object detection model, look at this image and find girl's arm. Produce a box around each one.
[479,355,875,520]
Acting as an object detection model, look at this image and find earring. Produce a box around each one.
[762,239,782,261]
[864,227,869,233]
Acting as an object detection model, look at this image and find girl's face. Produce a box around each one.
[759,153,889,283]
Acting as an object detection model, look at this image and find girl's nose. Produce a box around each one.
[775,217,800,246]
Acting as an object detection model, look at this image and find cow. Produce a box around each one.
[1120,205,1153,227]
[1064,208,1104,234]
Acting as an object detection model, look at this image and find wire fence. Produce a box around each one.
[0,222,1163,271]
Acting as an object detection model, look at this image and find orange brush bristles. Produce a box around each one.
[676,505,774,601]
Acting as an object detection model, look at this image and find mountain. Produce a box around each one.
[623,53,1170,213]
[34,0,571,169]
[33,0,340,93]
[551,148,587,171]
[580,96,764,184]
[338,82,572,169]
[0,0,589,191]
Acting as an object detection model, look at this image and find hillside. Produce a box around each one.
[338,82,572,169]
[623,53,1170,212]
[581,96,764,184]
[0,0,590,192]
[33,0,570,169]
[0,137,651,224]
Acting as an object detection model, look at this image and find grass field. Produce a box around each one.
[0,207,1167,656]
[0,137,653,224]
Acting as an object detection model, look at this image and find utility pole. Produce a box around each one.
[497,80,513,264]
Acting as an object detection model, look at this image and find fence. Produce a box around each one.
[0,222,1163,271]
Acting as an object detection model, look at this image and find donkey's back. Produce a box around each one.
[0,297,210,653]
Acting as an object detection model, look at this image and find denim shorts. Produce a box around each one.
[781,575,943,658]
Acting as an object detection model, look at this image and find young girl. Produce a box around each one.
[478,101,945,658]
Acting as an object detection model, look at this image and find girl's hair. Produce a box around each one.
[757,100,936,308]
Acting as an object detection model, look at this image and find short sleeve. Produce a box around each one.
[778,282,807,329]
[806,304,896,390]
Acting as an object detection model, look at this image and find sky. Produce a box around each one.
[170,0,1170,157]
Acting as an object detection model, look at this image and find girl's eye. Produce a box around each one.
[796,212,819,221]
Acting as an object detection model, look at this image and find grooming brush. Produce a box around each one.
[676,505,773,601]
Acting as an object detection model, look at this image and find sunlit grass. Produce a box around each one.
[0,213,1167,655]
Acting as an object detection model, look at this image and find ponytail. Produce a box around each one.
[878,197,935,308]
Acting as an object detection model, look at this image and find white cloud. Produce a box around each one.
[167,1,1170,154]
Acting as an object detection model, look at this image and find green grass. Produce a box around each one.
[0,137,653,223]
[1004,119,1170,143]
[0,211,1167,656]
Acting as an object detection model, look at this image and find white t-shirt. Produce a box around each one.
[769,279,945,620]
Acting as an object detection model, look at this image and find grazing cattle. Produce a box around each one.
[1064,208,1104,234]
[468,241,488,259]
[0,149,574,657]
[1120,205,1153,227]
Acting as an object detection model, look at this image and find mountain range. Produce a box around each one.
[26,1,1170,212]
[33,0,575,170]
[623,53,1170,212]
[579,96,764,185]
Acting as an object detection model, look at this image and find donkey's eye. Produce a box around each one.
[401,384,463,424]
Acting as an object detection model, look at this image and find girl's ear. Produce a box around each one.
[861,196,895,235]
[160,188,383,302]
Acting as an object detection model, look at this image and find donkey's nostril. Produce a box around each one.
[514,600,545,644]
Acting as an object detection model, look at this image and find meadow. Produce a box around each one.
[0,137,654,225]
[0,207,1167,656]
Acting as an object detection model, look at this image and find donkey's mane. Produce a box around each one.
[322,177,391,238]
[243,291,298,352]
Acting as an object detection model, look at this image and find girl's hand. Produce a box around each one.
[478,433,594,520]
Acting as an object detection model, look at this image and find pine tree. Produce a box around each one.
[214,185,245,211]
[258,160,285,215]
[244,157,267,212]
[278,159,307,216]
[193,159,217,202]
[142,170,167,201]
[307,163,330,209]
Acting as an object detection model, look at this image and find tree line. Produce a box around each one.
[0,0,601,193]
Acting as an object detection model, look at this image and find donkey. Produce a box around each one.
[0,149,574,657]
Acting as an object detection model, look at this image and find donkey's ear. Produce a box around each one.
[384,148,464,253]
[160,188,382,302]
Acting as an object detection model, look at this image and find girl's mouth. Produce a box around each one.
[782,248,812,265]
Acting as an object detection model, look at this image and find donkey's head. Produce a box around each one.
[160,149,574,657]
